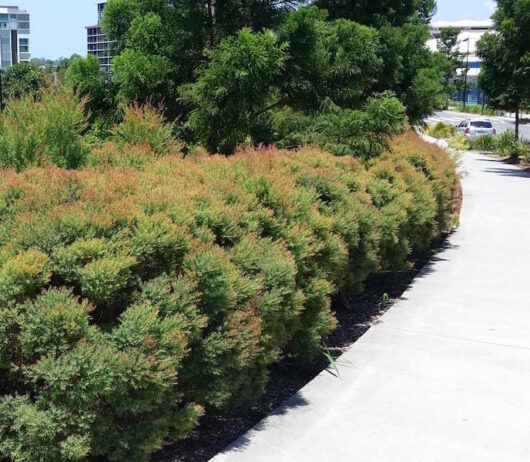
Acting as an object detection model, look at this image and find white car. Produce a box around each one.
[456,119,497,137]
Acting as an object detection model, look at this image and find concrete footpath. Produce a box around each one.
[211,152,530,462]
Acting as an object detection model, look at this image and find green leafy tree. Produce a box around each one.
[417,0,437,24]
[65,55,117,124]
[477,0,530,138]
[436,27,463,99]
[374,23,445,124]
[2,62,46,102]
[276,7,381,111]
[180,28,286,154]
[314,0,427,27]
[112,49,173,108]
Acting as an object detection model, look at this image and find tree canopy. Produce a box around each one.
[93,0,446,152]
[478,0,530,138]
[1,63,46,103]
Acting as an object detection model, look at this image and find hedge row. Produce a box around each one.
[0,131,459,461]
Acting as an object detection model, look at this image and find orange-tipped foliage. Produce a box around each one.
[0,130,459,461]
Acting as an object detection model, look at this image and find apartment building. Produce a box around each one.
[86,2,114,72]
[0,5,30,69]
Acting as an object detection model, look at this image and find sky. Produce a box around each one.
[433,0,496,21]
[20,0,497,60]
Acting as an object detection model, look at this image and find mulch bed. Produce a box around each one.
[151,237,452,462]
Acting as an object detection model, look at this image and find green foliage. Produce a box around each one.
[98,1,445,153]
[449,103,499,116]
[315,0,426,27]
[0,85,89,171]
[467,131,529,158]
[375,23,446,124]
[448,132,470,151]
[111,102,182,156]
[2,63,46,102]
[180,28,286,154]
[468,134,496,152]
[425,122,455,139]
[65,55,117,125]
[273,92,406,159]
[0,131,459,461]
[436,27,463,98]
[493,130,528,158]
[112,49,173,109]
[477,0,530,138]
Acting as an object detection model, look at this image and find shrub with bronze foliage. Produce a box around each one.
[0,131,458,461]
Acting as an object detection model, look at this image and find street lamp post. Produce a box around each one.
[462,37,470,109]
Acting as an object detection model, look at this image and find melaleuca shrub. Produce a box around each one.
[112,102,182,156]
[0,130,459,461]
[0,85,89,171]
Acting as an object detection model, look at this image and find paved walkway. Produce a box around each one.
[212,152,530,462]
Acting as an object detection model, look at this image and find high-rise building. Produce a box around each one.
[0,6,30,70]
[86,2,114,73]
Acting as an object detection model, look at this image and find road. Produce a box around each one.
[427,110,530,139]
[212,150,530,462]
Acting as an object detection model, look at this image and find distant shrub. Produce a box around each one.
[493,130,527,159]
[448,132,470,151]
[468,134,495,152]
[425,121,454,139]
[112,102,182,156]
[0,85,88,171]
[451,104,502,116]
[449,104,500,116]
[0,131,459,461]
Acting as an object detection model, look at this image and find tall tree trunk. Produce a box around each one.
[207,137,217,155]
[515,106,520,140]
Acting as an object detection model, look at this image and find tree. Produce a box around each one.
[276,7,381,111]
[66,55,117,124]
[417,0,437,24]
[436,27,463,99]
[313,0,433,27]
[477,0,530,139]
[374,23,445,124]
[180,28,285,153]
[102,0,300,111]
[2,63,46,102]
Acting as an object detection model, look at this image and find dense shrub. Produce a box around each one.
[468,134,495,152]
[0,131,459,461]
[0,85,88,171]
[448,104,499,116]
[467,131,530,159]
[425,121,454,139]
[492,130,528,159]
[272,92,407,159]
[447,132,470,151]
[111,102,182,156]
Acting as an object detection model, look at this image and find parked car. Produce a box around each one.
[456,119,497,137]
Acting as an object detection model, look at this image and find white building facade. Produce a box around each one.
[0,6,30,69]
[428,20,494,105]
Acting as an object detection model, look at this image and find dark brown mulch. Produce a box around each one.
[151,237,451,462]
